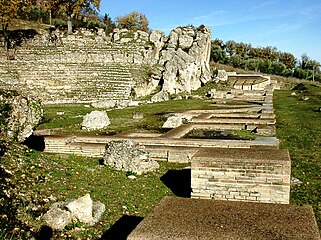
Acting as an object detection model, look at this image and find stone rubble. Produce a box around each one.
[42,194,105,230]
[103,140,159,175]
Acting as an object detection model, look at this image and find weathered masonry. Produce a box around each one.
[0,26,212,104]
[191,147,291,204]
[127,196,321,240]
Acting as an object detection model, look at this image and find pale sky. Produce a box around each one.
[100,0,321,63]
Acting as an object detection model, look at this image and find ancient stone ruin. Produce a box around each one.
[2,23,319,239]
[0,25,211,104]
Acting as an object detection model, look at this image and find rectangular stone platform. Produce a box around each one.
[191,147,291,204]
[127,197,320,240]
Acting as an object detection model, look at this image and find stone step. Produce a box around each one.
[190,118,276,125]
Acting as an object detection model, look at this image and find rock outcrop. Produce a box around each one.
[103,140,159,175]
[0,90,43,142]
[159,25,212,94]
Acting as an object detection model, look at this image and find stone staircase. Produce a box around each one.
[0,60,137,103]
[0,39,148,104]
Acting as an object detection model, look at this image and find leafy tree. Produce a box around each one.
[257,59,272,74]
[225,40,236,57]
[211,45,226,63]
[245,58,259,72]
[248,47,260,59]
[300,53,310,69]
[270,61,286,76]
[306,60,321,81]
[212,38,225,49]
[102,13,116,34]
[229,55,244,68]
[48,0,101,34]
[235,42,251,58]
[293,67,306,79]
[116,11,149,32]
[261,46,278,61]
[278,51,296,69]
[0,0,31,59]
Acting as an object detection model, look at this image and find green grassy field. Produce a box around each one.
[274,84,321,228]
[38,99,228,134]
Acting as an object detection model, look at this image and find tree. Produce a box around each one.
[116,11,149,32]
[102,13,115,34]
[212,38,224,49]
[278,51,296,69]
[307,60,321,81]
[211,45,226,63]
[49,0,100,34]
[0,0,31,59]
[235,42,251,58]
[300,53,310,69]
[225,40,236,57]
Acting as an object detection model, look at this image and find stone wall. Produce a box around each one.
[0,26,212,104]
[191,148,291,204]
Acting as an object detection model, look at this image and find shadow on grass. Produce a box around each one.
[100,215,144,240]
[36,225,53,240]
[23,135,45,151]
[161,168,191,198]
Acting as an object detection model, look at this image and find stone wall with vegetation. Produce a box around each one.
[0,25,212,104]
[0,89,42,142]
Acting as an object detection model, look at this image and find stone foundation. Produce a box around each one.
[191,148,291,204]
[127,196,321,240]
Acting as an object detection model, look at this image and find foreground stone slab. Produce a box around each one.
[127,197,321,240]
[191,147,291,204]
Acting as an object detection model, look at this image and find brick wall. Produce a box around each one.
[191,148,291,204]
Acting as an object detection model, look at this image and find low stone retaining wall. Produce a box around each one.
[43,135,279,163]
[191,147,291,204]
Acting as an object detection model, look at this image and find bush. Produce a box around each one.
[52,18,68,29]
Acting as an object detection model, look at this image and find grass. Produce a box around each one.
[38,99,221,134]
[274,83,321,228]
[1,146,189,239]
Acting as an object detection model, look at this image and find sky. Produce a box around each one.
[100,0,321,63]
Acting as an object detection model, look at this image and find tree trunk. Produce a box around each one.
[49,10,52,25]
[67,15,72,34]
[2,23,9,60]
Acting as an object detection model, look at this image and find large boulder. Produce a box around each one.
[103,140,159,175]
[42,194,105,230]
[0,89,43,142]
[81,111,110,131]
[66,194,94,224]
